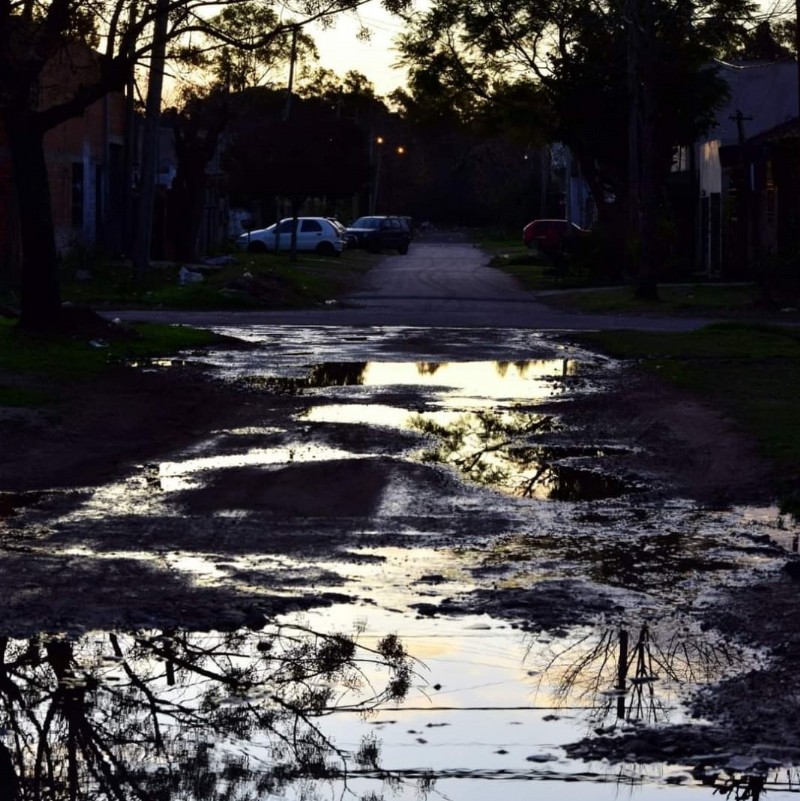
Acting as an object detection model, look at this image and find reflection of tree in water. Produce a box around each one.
[235,363,370,395]
[414,409,553,490]
[305,362,368,387]
[416,362,441,376]
[0,625,413,800]
[533,622,742,727]
[714,773,766,801]
[412,409,572,496]
[417,360,566,380]
[413,405,633,500]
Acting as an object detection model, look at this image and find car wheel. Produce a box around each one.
[247,241,267,253]
[316,241,336,256]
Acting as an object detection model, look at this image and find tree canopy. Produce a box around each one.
[395,0,764,292]
[0,0,411,329]
[224,89,371,204]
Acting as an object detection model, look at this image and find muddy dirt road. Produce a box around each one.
[2,240,799,800]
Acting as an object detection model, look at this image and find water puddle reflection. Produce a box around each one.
[0,623,412,800]
[238,358,579,401]
[278,603,782,800]
[12,339,799,799]
[0,611,782,801]
[52,357,625,519]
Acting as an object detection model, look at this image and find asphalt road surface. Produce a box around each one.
[110,237,712,331]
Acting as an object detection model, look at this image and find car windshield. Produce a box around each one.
[351,217,381,229]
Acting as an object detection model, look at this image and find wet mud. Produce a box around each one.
[1,325,799,798]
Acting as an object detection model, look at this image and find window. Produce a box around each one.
[300,219,322,232]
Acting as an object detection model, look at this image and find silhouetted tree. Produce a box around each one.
[0,0,410,330]
[396,0,761,294]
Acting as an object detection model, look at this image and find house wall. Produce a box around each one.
[0,42,127,269]
[41,46,127,254]
[694,61,799,278]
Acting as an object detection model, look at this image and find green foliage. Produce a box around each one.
[723,19,796,61]
[0,317,221,382]
[224,97,370,200]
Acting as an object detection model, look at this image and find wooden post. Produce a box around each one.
[617,629,629,720]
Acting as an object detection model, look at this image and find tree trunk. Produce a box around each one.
[3,113,62,329]
[169,102,230,262]
[132,0,169,278]
[168,164,207,262]
[627,0,660,302]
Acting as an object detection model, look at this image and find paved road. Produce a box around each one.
[110,240,712,331]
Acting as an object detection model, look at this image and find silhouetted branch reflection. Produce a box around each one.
[0,625,414,800]
[531,622,743,728]
[713,773,766,800]
[413,409,556,490]
[412,409,632,501]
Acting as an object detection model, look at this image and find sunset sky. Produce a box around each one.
[310,0,416,96]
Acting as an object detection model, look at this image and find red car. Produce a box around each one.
[522,218,588,256]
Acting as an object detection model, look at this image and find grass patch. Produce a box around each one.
[574,322,800,498]
[537,283,775,317]
[478,230,624,292]
[59,249,377,311]
[0,384,54,406]
[0,317,223,382]
[0,246,377,412]
[480,229,800,316]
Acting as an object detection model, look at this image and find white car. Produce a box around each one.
[236,217,346,256]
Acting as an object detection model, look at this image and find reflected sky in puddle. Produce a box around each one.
[0,607,775,801]
[291,358,631,502]
[8,332,800,798]
[56,357,603,519]
[274,601,771,800]
[353,359,579,404]
[157,444,366,491]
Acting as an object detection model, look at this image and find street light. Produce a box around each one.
[371,137,405,214]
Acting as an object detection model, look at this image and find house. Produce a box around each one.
[0,41,127,275]
[690,61,799,277]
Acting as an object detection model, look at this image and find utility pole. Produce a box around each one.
[796,0,800,118]
[626,0,642,279]
[283,25,300,260]
[626,0,659,300]
[282,26,299,122]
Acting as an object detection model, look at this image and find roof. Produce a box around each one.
[704,61,798,145]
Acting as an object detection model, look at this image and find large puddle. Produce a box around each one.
[4,327,800,798]
[0,606,791,800]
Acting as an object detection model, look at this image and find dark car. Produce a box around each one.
[522,218,588,257]
[346,215,411,254]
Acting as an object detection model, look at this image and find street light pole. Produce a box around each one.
[371,136,384,214]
